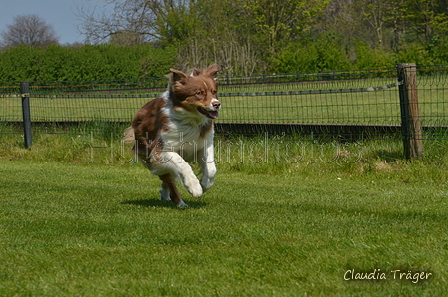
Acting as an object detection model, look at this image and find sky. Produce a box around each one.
[0,0,89,45]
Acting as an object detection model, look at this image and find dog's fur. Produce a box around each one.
[124,64,221,207]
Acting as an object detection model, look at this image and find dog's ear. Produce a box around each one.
[191,68,202,77]
[204,64,220,78]
[170,69,190,85]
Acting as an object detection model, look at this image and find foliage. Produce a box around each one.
[243,0,331,53]
[74,0,333,75]
[396,43,434,66]
[0,44,176,81]
[273,32,364,73]
[431,37,448,64]
[353,40,398,69]
[2,0,448,78]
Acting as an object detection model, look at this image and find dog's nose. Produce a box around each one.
[212,100,221,110]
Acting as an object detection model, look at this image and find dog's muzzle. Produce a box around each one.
[211,98,221,111]
[198,98,221,119]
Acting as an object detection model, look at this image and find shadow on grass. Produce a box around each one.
[121,198,207,209]
[374,149,405,162]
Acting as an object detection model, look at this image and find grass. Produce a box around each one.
[1,131,448,296]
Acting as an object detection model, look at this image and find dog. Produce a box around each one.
[124,64,221,207]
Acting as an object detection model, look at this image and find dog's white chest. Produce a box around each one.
[161,119,211,162]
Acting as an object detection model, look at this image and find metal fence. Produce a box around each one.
[1,65,447,143]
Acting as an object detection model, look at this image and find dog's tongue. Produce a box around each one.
[198,107,219,119]
[208,111,218,119]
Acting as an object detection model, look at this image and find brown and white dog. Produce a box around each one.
[124,64,221,207]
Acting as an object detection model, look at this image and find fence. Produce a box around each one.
[1,64,448,158]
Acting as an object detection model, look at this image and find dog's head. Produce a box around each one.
[168,64,221,119]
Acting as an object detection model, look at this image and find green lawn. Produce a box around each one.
[1,135,448,295]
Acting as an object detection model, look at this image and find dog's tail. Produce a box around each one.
[123,127,135,144]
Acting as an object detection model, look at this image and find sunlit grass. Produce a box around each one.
[1,127,448,295]
[1,150,447,295]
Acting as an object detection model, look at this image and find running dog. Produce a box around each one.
[124,64,221,207]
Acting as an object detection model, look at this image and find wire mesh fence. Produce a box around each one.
[0,78,166,123]
[216,78,401,126]
[1,65,447,141]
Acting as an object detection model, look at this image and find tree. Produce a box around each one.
[109,30,145,46]
[76,0,261,73]
[404,0,448,43]
[243,0,331,54]
[76,0,158,45]
[0,14,59,48]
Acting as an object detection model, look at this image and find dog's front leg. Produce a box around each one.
[151,151,203,199]
[199,139,216,192]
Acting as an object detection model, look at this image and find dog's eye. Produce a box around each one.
[196,91,204,96]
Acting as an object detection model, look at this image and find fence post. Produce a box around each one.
[20,81,32,149]
[397,63,422,159]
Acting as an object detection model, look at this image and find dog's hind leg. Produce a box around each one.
[159,178,171,201]
[159,174,188,207]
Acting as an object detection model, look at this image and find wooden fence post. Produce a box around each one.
[397,63,423,159]
[20,81,32,149]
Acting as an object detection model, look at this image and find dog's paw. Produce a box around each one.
[200,176,214,192]
[189,182,203,198]
[159,187,171,201]
[177,200,188,208]
[185,178,203,198]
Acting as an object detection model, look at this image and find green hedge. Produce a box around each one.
[0,44,176,82]
[3,36,448,82]
[273,32,448,74]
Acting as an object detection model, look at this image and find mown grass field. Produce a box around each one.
[1,77,447,126]
[1,130,448,296]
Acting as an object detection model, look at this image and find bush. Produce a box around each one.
[396,43,434,66]
[0,44,176,82]
[273,32,351,73]
[427,36,448,64]
[353,41,397,69]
